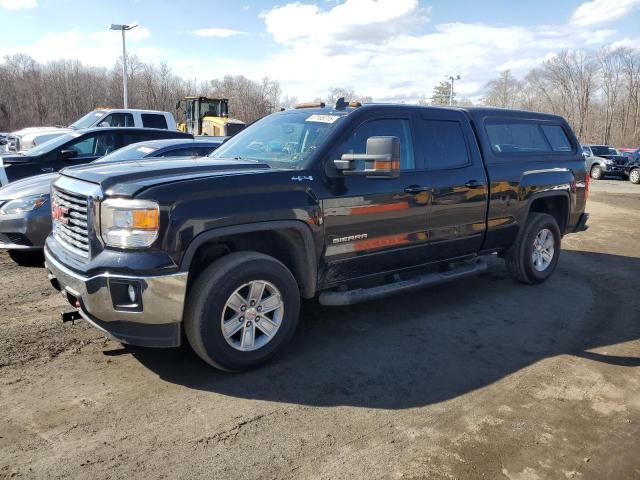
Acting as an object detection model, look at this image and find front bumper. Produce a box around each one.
[0,208,50,250]
[44,247,188,347]
[602,164,626,175]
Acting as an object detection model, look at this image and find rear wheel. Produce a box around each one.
[630,168,640,184]
[505,213,561,284]
[590,165,603,180]
[8,250,44,267]
[184,252,300,371]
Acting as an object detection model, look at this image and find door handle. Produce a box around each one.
[464,180,482,188]
[404,185,432,195]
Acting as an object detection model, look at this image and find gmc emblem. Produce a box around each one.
[52,203,69,225]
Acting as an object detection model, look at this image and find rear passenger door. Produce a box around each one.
[417,110,488,260]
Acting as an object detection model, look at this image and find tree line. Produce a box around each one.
[0,53,284,131]
[482,47,640,147]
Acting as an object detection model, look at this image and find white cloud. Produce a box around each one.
[0,0,36,10]
[246,0,630,102]
[193,28,248,38]
[570,0,640,26]
[0,27,158,67]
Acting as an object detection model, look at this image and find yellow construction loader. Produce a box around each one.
[176,97,245,137]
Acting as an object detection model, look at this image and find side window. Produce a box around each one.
[341,118,415,170]
[100,113,134,127]
[66,133,117,158]
[418,120,470,169]
[541,125,572,152]
[142,114,168,130]
[158,147,198,158]
[485,121,550,153]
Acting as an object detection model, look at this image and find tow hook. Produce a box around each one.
[61,310,82,324]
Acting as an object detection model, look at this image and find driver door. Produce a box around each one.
[320,113,432,285]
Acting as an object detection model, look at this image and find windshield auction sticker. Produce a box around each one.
[136,146,155,153]
[306,114,341,124]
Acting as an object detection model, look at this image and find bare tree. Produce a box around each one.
[483,70,521,108]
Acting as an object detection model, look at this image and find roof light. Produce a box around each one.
[294,102,326,109]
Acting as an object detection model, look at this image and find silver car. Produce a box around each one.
[0,138,223,265]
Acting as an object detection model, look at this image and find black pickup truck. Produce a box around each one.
[44,102,589,371]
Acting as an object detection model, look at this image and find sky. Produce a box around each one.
[1,0,640,102]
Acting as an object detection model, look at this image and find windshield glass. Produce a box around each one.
[69,110,107,129]
[24,132,82,157]
[209,110,347,169]
[590,146,618,156]
[92,143,159,164]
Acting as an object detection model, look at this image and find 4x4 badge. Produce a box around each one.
[291,175,314,182]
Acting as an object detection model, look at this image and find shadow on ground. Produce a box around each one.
[120,250,640,409]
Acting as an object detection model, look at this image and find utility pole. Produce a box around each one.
[446,74,461,106]
[110,23,138,108]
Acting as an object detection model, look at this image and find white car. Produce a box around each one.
[6,109,178,152]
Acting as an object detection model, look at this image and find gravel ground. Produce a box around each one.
[0,179,639,480]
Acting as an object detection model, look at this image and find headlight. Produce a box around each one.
[0,194,47,215]
[100,198,159,248]
[603,159,613,165]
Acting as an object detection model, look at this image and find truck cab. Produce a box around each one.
[44,102,589,372]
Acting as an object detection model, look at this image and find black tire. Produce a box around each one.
[630,168,640,184]
[590,165,603,180]
[505,213,561,285]
[184,251,300,371]
[8,249,44,267]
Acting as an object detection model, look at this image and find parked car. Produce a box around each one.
[0,127,193,186]
[0,137,221,265]
[624,154,640,184]
[6,109,178,152]
[582,144,629,179]
[45,102,588,371]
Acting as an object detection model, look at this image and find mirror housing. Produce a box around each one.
[60,149,78,161]
[334,136,400,178]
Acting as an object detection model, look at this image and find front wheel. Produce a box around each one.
[184,252,300,371]
[590,165,603,180]
[505,213,561,284]
[630,169,640,184]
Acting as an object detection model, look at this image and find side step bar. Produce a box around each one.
[318,258,488,306]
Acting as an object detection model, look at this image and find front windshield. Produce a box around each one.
[590,146,618,156]
[24,132,82,157]
[69,110,107,129]
[209,110,347,169]
[92,143,159,164]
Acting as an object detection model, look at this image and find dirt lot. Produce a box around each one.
[1,179,639,480]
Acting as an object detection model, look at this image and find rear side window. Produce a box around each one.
[541,125,572,152]
[485,120,574,155]
[417,120,470,169]
[142,114,168,130]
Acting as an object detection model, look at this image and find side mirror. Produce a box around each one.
[97,122,108,127]
[334,136,400,178]
[60,149,78,161]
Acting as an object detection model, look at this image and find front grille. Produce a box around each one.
[615,159,627,166]
[52,187,90,258]
[7,135,19,152]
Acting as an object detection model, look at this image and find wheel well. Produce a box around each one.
[529,195,568,233]
[186,228,316,298]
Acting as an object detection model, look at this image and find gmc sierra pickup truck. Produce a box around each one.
[44,101,589,371]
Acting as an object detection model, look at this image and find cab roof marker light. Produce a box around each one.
[294,102,326,109]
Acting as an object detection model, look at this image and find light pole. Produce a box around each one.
[110,23,138,108]
[446,74,460,106]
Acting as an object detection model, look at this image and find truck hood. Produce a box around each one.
[59,157,272,197]
[11,126,65,136]
[0,172,58,199]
